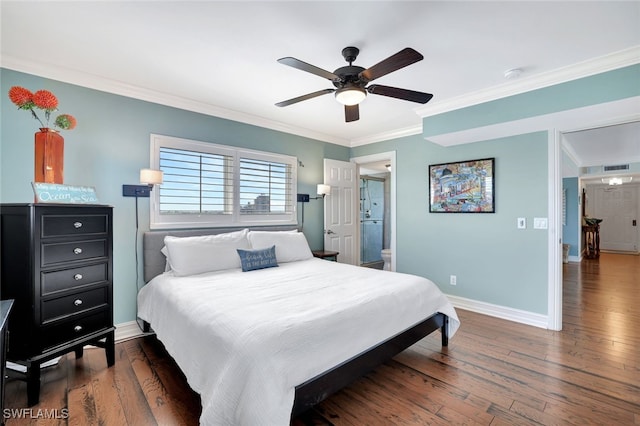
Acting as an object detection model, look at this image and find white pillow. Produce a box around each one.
[164,229,250,276]
[160,246,171,272]
[248,230,313,263]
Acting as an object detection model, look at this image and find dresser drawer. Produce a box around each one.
[41,263,108,295]
[41,214,109,238]
[41,239,108,266]
[41,309,110,350]
[41,287,108,324]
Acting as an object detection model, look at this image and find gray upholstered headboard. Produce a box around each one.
[143,225,299,283]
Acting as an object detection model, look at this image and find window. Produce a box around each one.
[150,134,297,229]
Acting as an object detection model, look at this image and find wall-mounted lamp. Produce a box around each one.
[297,183,331,230]
[123,168,164,197]
[140,168,164,186]
[316,184,331,198]
[385,164,391,172]
[123,168,164,230]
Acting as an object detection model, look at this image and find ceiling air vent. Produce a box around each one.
[603,164,629,172]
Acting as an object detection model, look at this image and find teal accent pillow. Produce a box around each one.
[237,245,278,272]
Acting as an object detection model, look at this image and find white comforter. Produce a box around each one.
[137,258,460,425]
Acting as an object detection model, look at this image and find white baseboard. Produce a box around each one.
[115,320,149,342]
[446,294,549,329]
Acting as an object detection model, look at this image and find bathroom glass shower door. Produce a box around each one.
[360,177,384,264]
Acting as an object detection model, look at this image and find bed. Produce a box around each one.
[138,227,460,425]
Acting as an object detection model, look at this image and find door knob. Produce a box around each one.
[326,229,335,234]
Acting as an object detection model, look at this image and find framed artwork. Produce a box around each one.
[428,157,495,213]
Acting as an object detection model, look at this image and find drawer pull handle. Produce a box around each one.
[73,248,83,255]
[73,221,83,229]
[74,274,83,281]
[74,299,83,306]
[74,325,83,332]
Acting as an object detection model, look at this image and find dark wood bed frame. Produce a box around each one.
[291,312,448,416]
[141,227,449,418]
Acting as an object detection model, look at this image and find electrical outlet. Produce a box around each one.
[450,275,457,286]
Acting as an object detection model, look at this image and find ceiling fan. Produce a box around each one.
[275,46,433,122]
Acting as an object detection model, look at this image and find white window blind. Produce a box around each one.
[149,134,297,229]
[239,158,293,215]
[160,147,233,215]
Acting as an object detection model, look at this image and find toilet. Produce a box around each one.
[381,249,392,271]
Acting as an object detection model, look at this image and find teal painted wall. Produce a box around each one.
[352,131,549,314]
[1,68,349,324]
[2,64,636,323]
[423,64,640,138]
[354,66,638,317]
[562,177,580,257]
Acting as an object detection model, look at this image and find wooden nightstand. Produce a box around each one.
[312,250,339,261]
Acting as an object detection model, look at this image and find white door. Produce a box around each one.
[591,184,638,252]
[323,159,358,264]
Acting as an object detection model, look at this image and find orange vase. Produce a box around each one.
[34,128,64,184]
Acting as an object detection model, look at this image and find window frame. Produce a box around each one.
[149,134,298,229]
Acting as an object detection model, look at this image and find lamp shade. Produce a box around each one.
[140,168,163,185]
[317,184,331,196]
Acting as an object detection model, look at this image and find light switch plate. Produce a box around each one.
[534,217,548,229]
[517,218,526,229]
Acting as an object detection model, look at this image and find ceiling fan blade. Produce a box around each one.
[277,57,341,81]
[345,104,359,122]
[367,84,433,104]
[275,89,335,107]
[359,48,424,82]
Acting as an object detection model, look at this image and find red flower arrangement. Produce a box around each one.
[8,86,77,131]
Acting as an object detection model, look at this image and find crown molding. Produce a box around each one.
[1,55,351,147]
[3,46,638,149]
[415,46,640,119]
[349,124,422,147]
[560,139,582,170]
[426,97,640,148]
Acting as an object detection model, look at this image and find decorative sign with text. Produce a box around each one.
[32,183,99,204]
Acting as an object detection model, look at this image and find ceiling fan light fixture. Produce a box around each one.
[603,176,632,185]
[335,87,366,106]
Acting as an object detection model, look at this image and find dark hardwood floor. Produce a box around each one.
[4,253,639,425]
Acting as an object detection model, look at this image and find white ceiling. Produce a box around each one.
[564,121,640,168]
[1,1,639,167]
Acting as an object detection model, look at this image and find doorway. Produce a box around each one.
[352,151,396,271]
[557,118,640,330]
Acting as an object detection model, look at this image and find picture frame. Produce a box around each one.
[428,157,495,213]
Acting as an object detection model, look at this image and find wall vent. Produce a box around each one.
[603,164,629,172]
